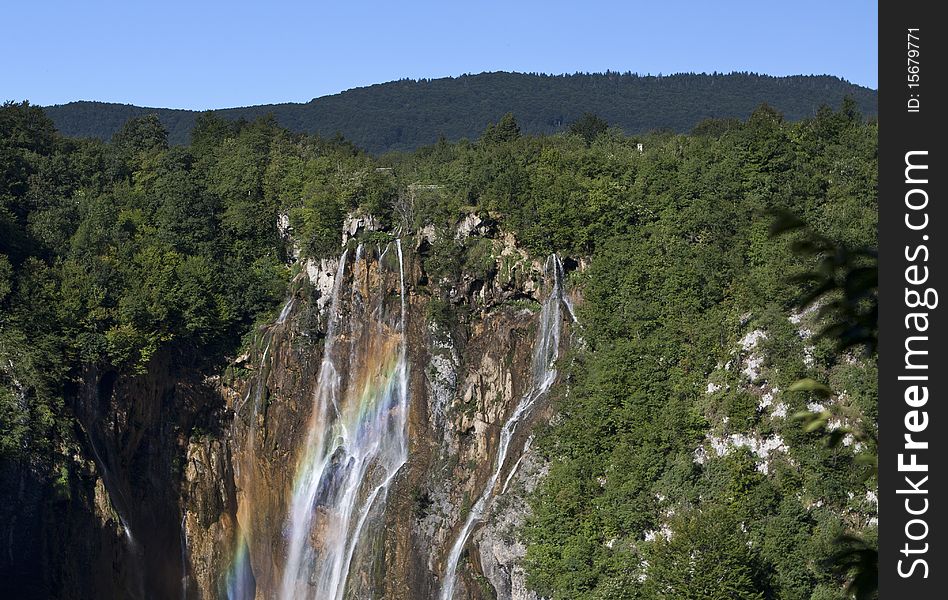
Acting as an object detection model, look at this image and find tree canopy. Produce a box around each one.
[42,72,877,153]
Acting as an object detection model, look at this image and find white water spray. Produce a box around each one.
[279,241,410,600]
[276,296,296,324]
[180,513,189,600]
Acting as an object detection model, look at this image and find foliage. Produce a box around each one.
[770,211,878,353]
[513,103,877,600]
[0,105,323,458]
[773,214,880,599]
[42,72,877,153]
[482,113,521,145]
[568,113,610,145]
[643,506,767,600]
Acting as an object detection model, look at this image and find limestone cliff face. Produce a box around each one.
[15,215,574,600]
[2,346,228,599]
[174,216,576,599]
[80,354,233,600]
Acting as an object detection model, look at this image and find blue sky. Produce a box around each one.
[2,1,877,110]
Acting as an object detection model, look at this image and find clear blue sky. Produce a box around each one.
[2,0,877,110]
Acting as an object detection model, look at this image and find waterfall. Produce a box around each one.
[279,241,410,600]
[440,255,569,600]
[228,251,351,600]
[224,245,567,599]
[180,514,189,600]
[83,431,134,545]
[277,296,296,324]
[81,420,145,599]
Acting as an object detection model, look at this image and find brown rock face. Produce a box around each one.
[175,237,574,600]
[4,345,231,600]
[12,224,574,600]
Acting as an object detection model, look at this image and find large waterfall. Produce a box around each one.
[279,241,409,600]
[440,255,569,600]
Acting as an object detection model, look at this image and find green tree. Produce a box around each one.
[112,113,168,155]
[644,507,765,600]
[568,112,609,145]
[482,112,521,144]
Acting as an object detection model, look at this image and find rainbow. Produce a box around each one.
[224,242,409,600]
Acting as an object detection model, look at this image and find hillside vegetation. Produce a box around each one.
[42,71,877,154]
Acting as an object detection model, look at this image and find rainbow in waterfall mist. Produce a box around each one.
[225,537,255,600]
[224,241,409,600]
[277,241,410,600]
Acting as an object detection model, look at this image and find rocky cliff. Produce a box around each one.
[32,214,577,599]
[181,216,576,599]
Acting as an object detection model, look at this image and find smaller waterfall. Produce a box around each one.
[440,255,569,600]
[501,436,533,495]
[276,296,296,324]
[81,422,146,599]
[228,287,298,599]
[82,424,134,545]
[180,514,189,600]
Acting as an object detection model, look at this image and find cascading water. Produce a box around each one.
[81,421,146,599]
[277,296,296,324]
[180,514,189,600]
[222,244,566,599]
[227,255,353,600]
[440,255,570,600]
[278,241,410,600]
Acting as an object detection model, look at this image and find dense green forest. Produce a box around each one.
[43,71,877,153]
[1,97,876,598]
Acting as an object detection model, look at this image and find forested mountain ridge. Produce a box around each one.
[42,71,877,154]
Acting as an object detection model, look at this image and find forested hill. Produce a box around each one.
[43,71,877,154]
